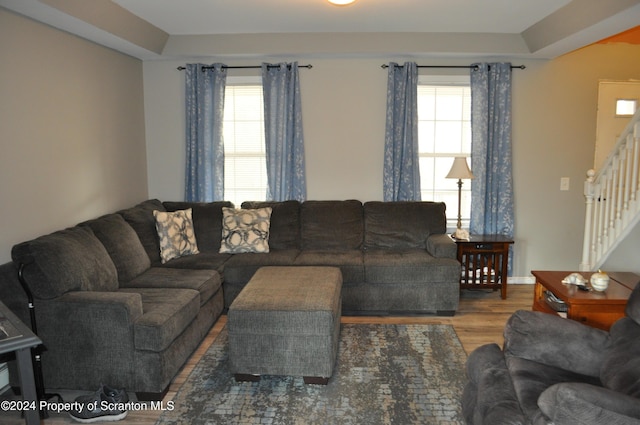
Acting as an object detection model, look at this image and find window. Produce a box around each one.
[223,78,267,207]
[417,76,471,229]
[615,98,638,117]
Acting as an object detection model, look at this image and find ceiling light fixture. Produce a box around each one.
[327,0,357,6]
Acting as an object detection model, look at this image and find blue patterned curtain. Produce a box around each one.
[469,62,514,272]
[184,63,227,201]
[262,62,307,202]
[383,62,421,201]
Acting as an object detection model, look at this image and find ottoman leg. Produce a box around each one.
[303,376,329,385]
[234,374,261,383]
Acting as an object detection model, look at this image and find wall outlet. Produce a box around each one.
[560,177,570,191]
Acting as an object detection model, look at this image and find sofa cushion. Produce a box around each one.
[12,226,118,299]
[294,250,364,283]
[363,249,460,283]
[220,207,272,254]
[153,208,200,263]
[119,199,166,265]
[163,201,233,253]
[123,267,221,306]
[81,214,150,282]
[363,201,447,250]
[504,310,609,378]
[159,252,230,271]
[120,287,200,352]
[505,356,602,420]
[600,317,640,398]
[242,200,301,250]
[301,200,363,250]
[223,250,300,285]
[538,382,640,425]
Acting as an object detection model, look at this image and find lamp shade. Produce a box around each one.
[446,157,475,180]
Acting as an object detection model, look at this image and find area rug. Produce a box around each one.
[157,324,468,425]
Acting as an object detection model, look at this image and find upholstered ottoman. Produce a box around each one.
[228,266,342,384]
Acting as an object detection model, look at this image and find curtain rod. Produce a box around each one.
[381,64,525,70]
[177,64,313,71]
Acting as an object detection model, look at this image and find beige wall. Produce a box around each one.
[0,9,149,263]
[144,44,640,278]
[2,7,639,276]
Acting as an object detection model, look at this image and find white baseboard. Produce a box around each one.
[507,276,535,284]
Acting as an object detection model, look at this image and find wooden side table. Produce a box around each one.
[531,270,637,330]
[455,234,513,299]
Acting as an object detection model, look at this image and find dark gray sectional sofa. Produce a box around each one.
[0,198,460,398]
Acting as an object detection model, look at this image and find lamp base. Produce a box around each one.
[453,228,470,240]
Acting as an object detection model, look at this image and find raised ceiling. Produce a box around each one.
[1,0,639,60]
[112,0,571,35]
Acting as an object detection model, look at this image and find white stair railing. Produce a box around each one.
[581,107,640,271]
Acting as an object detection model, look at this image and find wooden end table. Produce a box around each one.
[531,270,638,330]
[455,235,513,299]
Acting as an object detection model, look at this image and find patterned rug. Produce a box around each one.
[157,324,468,425]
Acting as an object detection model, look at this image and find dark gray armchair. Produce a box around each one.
[462,283,640,425]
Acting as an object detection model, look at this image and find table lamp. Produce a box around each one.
[446,157,474,239]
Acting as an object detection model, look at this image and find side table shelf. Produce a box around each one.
[455,235,513,299]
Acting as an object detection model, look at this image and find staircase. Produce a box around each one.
[581,108,640,271]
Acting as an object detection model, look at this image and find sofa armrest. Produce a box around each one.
[32,291,144,389]
[464,344,526,425]
[47,290,144,321]
[36,290,144,347]
[426,233,457,258]
[504,310,609,377]
[538,383,640,425]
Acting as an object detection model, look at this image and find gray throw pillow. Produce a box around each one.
[220,207,272,253]
[153,208,200,263]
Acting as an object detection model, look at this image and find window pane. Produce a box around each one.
[435,90,464,120]
[418,121,435,153]
[418,81,471,228]
[616,99,637,116]
[223,82,267,206]
[434,121,463,153]
[417,89,435,120]
[419,157,435,194]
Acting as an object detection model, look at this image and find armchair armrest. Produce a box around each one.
[504,310,609,377]
[426,233,457,258]
[539,383,640,425]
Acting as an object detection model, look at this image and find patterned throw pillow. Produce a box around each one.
[220,207,272,254]
[153,208,199,263]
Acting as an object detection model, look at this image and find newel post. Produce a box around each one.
[580,169,596,271]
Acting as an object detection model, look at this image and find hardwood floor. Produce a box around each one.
[1,285,533,424]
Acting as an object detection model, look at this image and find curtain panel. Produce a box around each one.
[262,62,307,202]
[469,62,515,273]
[383,62,421,202]
[184,63,227,202]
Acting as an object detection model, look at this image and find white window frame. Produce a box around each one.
[417,75,472,230]
[223,76,267,207]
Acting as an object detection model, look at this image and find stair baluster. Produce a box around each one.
[581,108,640,271]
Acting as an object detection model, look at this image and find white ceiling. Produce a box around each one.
[111,0,570,35]
[2,0,640,60]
